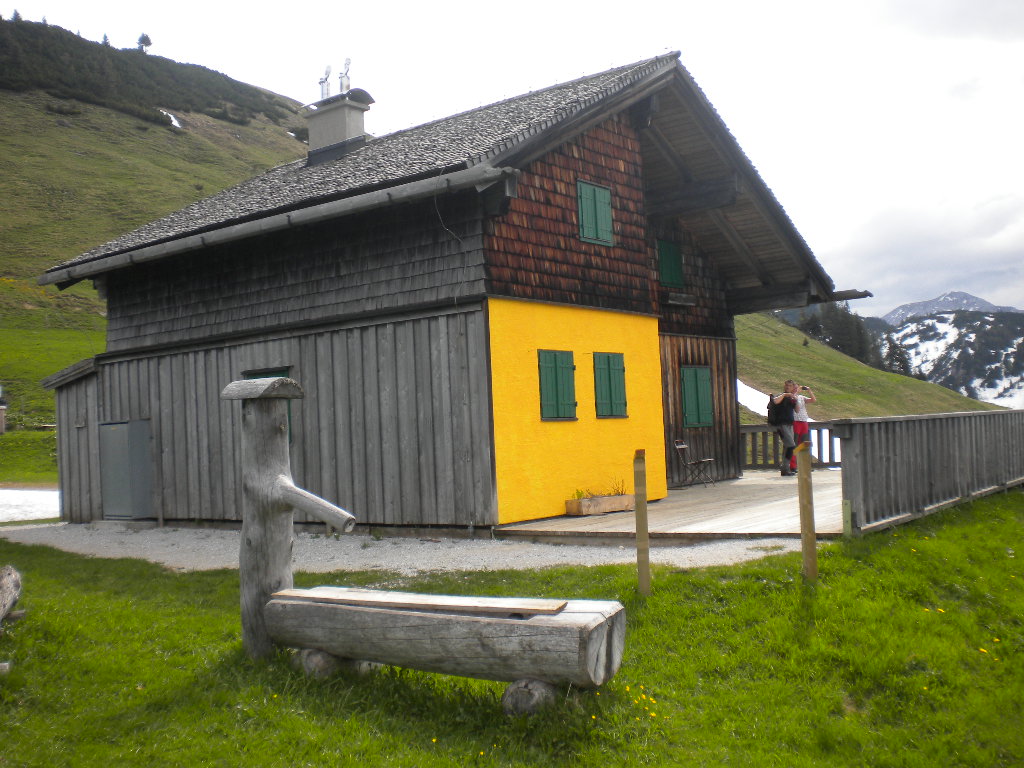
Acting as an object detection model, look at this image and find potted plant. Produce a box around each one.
[564,481,634,516]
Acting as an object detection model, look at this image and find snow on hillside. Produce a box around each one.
[894,312,1024,409]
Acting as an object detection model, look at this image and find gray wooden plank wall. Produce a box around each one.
[104,195,486,352]
[54,373,101,523]
[62,305,496,527]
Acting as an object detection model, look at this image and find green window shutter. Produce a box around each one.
[577,181,613,244]
[657,239,684,288]
[577,182,597,240]
[539,350,576,419]
[595,185,613,243]
[594,352,627,417]
[680,366,713,427]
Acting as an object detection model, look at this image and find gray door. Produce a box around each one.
[99,420,153,520]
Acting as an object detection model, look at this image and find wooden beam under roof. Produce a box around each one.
[666,78,835,298]
[642,123,775,286]
[726,282,812,315]
[645,175,739,217]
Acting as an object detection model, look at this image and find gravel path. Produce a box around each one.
[0,522,799,575]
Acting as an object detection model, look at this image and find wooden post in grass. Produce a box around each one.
[221,377,356,660]
[795,441,817,582]
[633,449,651,596]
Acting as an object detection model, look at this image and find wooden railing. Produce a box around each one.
[830,410,1024,534]
[739,424,841,470]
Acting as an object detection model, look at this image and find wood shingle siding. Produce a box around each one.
[485,115,653,315]
[650,220,732,338]
[72,306,494,527]
[104,195,486,352]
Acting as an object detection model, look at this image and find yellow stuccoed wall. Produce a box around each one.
[487,297,668,524]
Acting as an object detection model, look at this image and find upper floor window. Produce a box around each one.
[657,239,685,288]
[577,181,614,245]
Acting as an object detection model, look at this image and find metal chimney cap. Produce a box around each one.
[342,88,374,106]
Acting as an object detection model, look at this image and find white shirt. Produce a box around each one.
[793,394,810,422]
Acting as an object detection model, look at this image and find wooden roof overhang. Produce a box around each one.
[489,60,869,315]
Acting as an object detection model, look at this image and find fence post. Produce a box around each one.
[222,377,356,660]
[633,449,651,596]
[796,441,817,582]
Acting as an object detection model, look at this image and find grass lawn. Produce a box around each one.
[1,492,1022,767]
[0,431,58,485]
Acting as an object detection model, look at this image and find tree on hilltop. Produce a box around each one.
[137,33,151,53]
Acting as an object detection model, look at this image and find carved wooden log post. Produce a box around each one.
[221,377,356,660]
[1,565,23,675]
[0,565,21,623]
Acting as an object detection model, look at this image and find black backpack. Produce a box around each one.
[766,395,781,426]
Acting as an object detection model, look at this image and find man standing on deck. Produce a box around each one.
[771,381,798,476]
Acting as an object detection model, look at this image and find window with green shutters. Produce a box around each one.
[538,350,576,420]
[593,352,627,418]
[577,181,614,244]
[680,366,713,427]
[657,239,684,288]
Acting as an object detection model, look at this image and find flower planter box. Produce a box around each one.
[564,494,635,516]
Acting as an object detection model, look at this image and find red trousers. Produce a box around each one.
[791,421,809,470]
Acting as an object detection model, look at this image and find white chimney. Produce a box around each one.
[304,88,374,158]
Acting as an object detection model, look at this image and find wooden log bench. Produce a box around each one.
[264,586,625,706]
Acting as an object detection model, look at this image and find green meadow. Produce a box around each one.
[2,491,1022,766]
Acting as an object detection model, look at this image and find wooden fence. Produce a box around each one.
[739,424,841,470]
[830,410,1024,534]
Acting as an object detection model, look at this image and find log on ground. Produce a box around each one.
[265,587,625,688]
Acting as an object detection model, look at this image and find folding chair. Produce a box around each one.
[674,439,716,487]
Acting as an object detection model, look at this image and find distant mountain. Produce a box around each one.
[883,291,1021,326]
[892,310,1024,409]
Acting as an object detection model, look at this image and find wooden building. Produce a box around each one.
[40,53,866,528]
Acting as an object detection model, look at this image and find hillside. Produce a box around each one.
[735,313,1000,424]
[0,22,307,427]
[0,18,298,127]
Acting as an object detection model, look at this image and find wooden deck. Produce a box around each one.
[495,469,844,546]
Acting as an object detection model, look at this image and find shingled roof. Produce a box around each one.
[42,53,682,280]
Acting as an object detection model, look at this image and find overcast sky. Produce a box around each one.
[6,0,1024,318]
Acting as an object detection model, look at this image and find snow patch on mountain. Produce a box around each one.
[894,311,1024,409]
